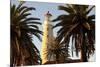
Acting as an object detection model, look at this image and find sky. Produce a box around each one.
[11,0,95,61]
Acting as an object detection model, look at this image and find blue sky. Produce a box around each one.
[11,0,95,61]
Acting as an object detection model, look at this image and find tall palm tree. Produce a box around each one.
[53,4,95,62]
[11,2,42,66]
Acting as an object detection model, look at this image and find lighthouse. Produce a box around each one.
[40,11,56,64]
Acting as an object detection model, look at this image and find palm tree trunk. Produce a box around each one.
[56,52,59,63]
[81,32,88,62]
[81,46,88,62]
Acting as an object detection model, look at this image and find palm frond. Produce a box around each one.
[21,18,40,23]
[59,5,74,13]
[86,6,95,15]
[88,15,95,20]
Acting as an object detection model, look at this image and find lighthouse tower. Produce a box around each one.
[40,11,55,64]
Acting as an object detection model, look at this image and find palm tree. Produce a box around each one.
[47,40,70,63]
[53,4,95,62]
[11,2,42,66]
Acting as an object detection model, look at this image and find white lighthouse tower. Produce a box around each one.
[40,11,56,64]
